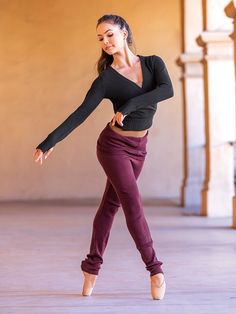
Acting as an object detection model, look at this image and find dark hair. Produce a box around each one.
[96,14,136,75]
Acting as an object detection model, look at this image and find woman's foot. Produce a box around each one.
[82,271,98,296]
[150,273,166,300]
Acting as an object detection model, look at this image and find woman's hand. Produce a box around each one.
[33,147,54,165]
[111,112,127,127]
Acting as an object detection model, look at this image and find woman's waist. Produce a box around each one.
[109,122,148,137]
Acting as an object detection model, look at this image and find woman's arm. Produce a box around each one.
[36,75,106,154]
[118,55,174,116]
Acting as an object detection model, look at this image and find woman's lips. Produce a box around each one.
[106,46,113,50]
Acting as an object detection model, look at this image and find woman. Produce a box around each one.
[34,14,174,300]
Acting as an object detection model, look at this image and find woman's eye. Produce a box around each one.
[98,34,113,41]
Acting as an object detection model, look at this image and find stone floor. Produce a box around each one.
[0,200,236,314]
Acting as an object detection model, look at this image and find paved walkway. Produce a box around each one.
[0,200,235,314]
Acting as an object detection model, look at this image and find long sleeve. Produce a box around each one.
[118,55,174,116]
[36,75,105,153]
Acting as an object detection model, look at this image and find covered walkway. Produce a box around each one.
[0,201,235,314]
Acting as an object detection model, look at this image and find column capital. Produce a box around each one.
[225,1,236,19]
[176,53,203,79]
[176,52,203,66]
[196,31,232,47]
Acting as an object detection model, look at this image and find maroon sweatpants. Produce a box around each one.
[81,122,164,276]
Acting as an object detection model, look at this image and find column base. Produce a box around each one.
[201,187,234,217]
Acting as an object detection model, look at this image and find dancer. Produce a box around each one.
[34,14,174,300]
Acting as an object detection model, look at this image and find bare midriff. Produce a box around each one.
[109,122,148,137]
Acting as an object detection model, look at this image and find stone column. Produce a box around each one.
[177,0,205,214]
[197,0,235,217]
[225,0,236,227]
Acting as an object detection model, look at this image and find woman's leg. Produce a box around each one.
[81,153,149,275]
[81,178,120,275]
[97,151,163,277]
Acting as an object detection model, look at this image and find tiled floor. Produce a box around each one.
[0,200,235,314]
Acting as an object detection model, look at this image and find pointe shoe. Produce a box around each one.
[150,273,166,300]
[82,271,98,296]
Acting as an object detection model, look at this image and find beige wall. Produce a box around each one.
[0,0,182,201]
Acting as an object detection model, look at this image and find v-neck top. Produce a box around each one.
[109,55,144,88]
[36,54,174,153]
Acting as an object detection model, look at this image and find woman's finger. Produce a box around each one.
[44,147,54,159]
[117,112,123,126]
[120,113,124,126]
[111,115,116,126]
[35,154,42,164]
[111,112,126,127]
[35,153,41,162]
[34,149,40,158]
[34,149,43,164]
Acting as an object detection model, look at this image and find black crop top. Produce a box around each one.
[36,54,174,153]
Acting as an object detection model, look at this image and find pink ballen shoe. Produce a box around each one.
[150,274,166,300]
[82,271,98,296]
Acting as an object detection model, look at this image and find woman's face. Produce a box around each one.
[96,22,127,54]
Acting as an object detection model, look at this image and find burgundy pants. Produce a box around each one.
[81,122,163,277]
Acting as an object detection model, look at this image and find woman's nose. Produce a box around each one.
[103,38,109,44]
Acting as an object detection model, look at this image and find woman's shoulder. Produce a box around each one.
[97,65,115,82]
[138,54,166,72]
[140,54,165,62]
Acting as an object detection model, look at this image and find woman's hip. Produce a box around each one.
[96,122,148,159]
